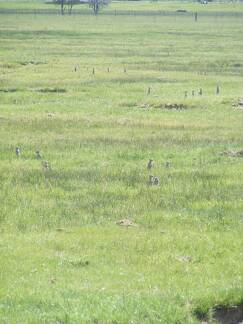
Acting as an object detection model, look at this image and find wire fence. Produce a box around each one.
[0,8,242,17]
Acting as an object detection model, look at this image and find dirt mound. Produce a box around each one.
[36,88,66,93]
[220,150,243,157]
[176,255,192,263]
[116,219,137,227]
[232,100,243,108]
[138,102,187,110]
[213,305,243,324]
[0,88,18,93]
[198,304,243,324]
[161,103,187,110]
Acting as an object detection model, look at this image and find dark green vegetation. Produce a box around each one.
[0,1,243,322]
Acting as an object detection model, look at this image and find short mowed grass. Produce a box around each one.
[0,2,243,322]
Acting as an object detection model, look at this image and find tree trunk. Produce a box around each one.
[94,1,99,15]
[61,0,64,15]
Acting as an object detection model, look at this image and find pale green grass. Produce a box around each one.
[1,227,243,322]
[0,4,243,323]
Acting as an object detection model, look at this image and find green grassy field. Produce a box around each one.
[0,1,243,322]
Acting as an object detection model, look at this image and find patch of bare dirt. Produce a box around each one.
[47,112,55,118]
[55,228,73,233]
[232,100,243,109]
[176,255,192,263]
[19,60,47,66]
[200,304,243,324]
[220,150,243,157]
[69,260,89,267]
[213,305,243,324]
[36,88,66,93]
[0,88,18,93]
[138,102,187,110]
[116,219,137,227]
[121,101,190,110]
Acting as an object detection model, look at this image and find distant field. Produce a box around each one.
[0,2,243,323]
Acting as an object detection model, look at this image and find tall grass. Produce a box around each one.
[0,4,243,322]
